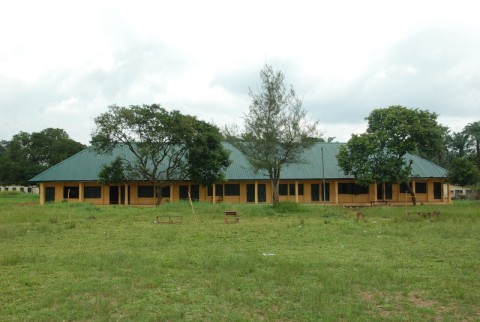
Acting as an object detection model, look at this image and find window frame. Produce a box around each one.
[224,184,240,196]
[279,184,288,196]
[84,186,101,199]
[63,186,79,199]
[415,182,427,194]
[138,185,155,198]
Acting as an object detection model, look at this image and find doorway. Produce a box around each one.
[45,187,55,202]
[109,186,119,204]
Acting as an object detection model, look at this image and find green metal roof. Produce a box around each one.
[29,142,447,183]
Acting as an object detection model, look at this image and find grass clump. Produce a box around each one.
[273,201,304,214]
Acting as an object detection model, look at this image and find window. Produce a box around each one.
[415,182,427,194]
[434,182,442,199]
[354,184,369,194]
[400,182,412,193]
[311,184,320,201]
[298,184,304,195]
[246,184,255,202]
[322,183,330,201]
[279,184,288,196]
[224,184,240,196]
[258,184,266,202]
[338,183,368,195]
[338,183,354,194]
[45,187,55,202]
[161,186,171,198]
[377,183,393,200]
[290,184,304,196]
[179,185,189,199]
[207,184,224,196]
[84,186,101,198]
[190,185,199,201]
[63,186,79,199]
[138,185,154,198]
[289,184,295,196]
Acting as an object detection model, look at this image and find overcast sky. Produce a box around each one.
[1,0,479,144]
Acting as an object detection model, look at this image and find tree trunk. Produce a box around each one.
[155,183,163,206]
[404,182,417,206]
[271,178,280,206]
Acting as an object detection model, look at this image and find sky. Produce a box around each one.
[1,0,479,145]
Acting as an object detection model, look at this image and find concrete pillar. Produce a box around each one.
[39,182,45,205]
[125,183,128,206]
[212,184,216,204]
[295,181,299,203]
[79,182,84,202]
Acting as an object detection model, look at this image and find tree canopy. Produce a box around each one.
[464,121,480,169]
[224,65,321,205]
[445,121,480,186]
[0,128,85,185]
[337,105,445,205]
[90,104,230,204]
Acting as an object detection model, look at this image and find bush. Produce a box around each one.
[273,201,304,214]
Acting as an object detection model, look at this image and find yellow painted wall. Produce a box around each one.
[38,179,448,206]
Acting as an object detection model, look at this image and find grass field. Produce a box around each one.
[1,192,479,321]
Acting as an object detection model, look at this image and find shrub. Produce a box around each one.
[273,201,304,214]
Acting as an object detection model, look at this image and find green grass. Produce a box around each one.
[1,192,479,321]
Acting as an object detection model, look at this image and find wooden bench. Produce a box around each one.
[406,211,440,221]
[155,215,183,224]
[224,210,239,224]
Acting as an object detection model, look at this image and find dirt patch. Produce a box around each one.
[357,289,460,319]
[407,292,437,308]
[17,202,39,206]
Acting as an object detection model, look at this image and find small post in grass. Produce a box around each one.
[67,188,72,223]
[188,192,196,223]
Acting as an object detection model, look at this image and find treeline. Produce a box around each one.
[0,119,479,188]
[443,121,480,186]
[0,128,85,185]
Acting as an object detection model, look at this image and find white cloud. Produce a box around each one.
[1,0,479,145]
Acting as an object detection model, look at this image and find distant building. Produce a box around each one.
[0,185,39,194]
[449,185,471,199]
[30,142,450,206]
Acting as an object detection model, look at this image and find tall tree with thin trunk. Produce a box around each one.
[225,65,321,205]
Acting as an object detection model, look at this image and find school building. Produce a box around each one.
[29,142,450,206]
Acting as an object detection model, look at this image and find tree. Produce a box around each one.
[447,131,472,158]
[224,65,321,205]
[0,140,7,157]
[464,121,480,170]
[0,129,85,185]
[97,157,127,185]
[90,104,230,205]
[337,105,445,206]
[447,156,480,186]
[29,128,85,167]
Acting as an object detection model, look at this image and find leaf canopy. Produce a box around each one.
[91,104,230,194]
